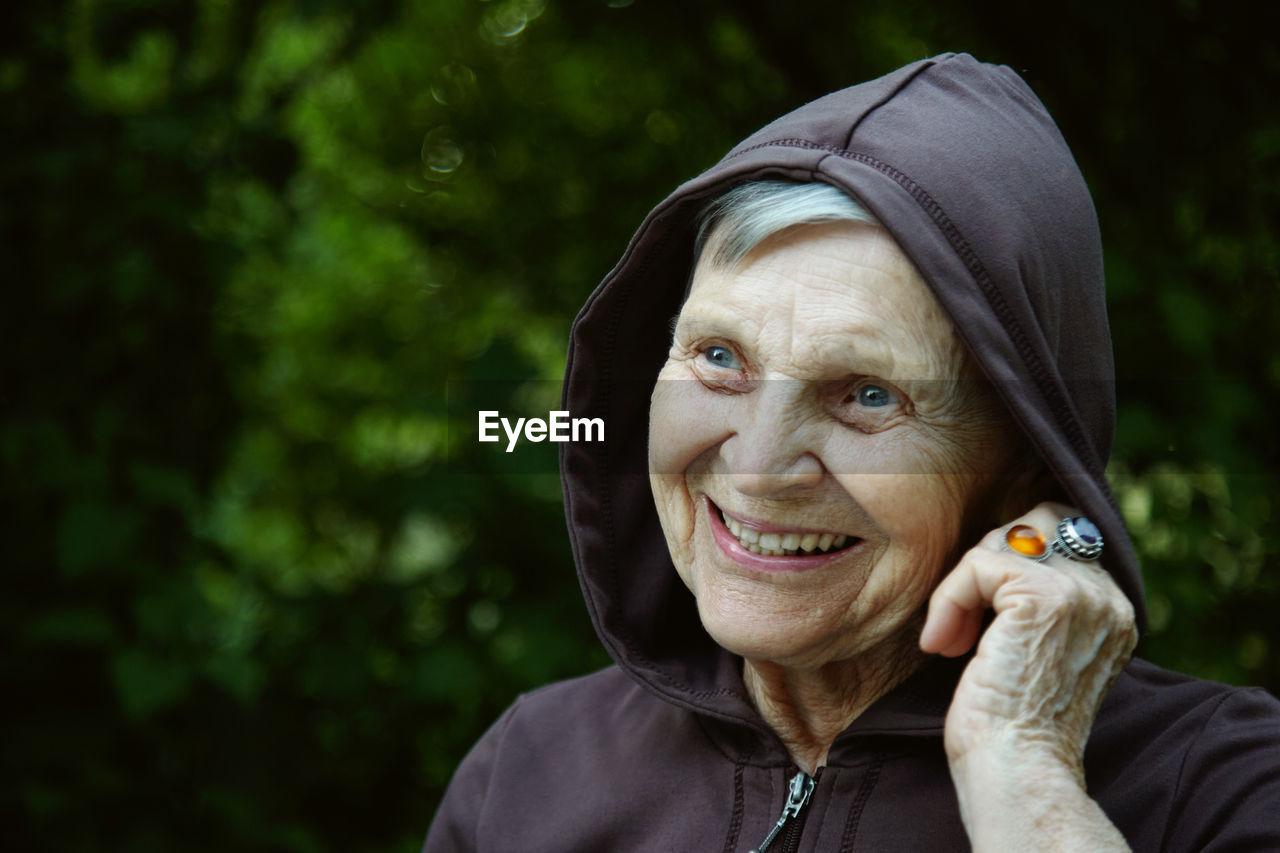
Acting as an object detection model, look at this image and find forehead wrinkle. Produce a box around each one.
[799,271,966,383]
[782,277,955,382]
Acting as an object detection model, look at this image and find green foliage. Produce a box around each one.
[3,0,1277,849]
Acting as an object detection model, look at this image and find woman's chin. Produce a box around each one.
[695,605,829,666]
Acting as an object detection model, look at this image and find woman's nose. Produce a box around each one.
[720,383,825,496]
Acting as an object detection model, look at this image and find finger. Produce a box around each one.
[920,553,1013,655]
[919,596,983,657]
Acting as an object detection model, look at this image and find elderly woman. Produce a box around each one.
[425,53,1280,851]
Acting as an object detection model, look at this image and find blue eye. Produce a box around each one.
[856,384,895,407]
[704,345,742,369]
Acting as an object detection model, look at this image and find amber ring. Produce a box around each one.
[1003,518,1104,563]
[1003,523,1053,562]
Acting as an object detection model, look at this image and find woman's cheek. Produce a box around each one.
[649,370,735,582]
[820,427,907,478]
[649,372,734,477]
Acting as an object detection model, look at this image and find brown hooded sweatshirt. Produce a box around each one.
[425,53,1280,852]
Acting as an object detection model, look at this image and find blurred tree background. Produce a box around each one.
[3,0,1277,849]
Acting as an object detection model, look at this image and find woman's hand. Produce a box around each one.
[919,501,1138,851]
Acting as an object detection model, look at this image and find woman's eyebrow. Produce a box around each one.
[671,315,736,339]
[799,330,896,375]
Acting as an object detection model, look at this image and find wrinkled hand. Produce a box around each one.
[920,502,1138,778]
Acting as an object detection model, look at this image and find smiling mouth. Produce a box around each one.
[712,502,860,558]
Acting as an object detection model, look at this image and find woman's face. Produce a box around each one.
[649,221,1016,669]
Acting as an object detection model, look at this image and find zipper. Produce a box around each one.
[749,770,816,853]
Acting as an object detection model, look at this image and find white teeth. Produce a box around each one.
[721,509,853,557]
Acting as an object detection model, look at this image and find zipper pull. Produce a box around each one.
[749,770,815,853]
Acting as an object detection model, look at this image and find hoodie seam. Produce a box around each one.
[696,712,760,763]
[720,763,746,853]
[837,751,885,853]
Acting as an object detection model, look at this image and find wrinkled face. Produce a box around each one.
[648,222,1016,669]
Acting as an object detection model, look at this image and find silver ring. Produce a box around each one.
[1050,516,1104,562]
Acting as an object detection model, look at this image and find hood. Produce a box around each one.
[560,52,1143,731]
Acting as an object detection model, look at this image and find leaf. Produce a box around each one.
[110,647,193,719]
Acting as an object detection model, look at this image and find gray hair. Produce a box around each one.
[693,181,881,271]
